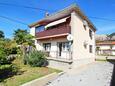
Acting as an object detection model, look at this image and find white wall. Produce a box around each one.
[37,38,70,59]
[99,45,110,50]
[70,11,95,60]
[97,45,115,55]
[112,51,115,55]
[30,27,35,36]
[112,45,115,49]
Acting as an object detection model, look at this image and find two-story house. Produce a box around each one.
[29,4,96,68]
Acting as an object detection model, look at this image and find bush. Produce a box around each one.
[0,48,11,65]
[24,51,48,67]
[0,48,16,65]
[0,64,18,81]
[5,47,18,56]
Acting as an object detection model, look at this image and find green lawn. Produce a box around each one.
[0,58,61,86]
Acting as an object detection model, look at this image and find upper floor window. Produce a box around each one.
[89,29,93,39]
[35,26,44,33]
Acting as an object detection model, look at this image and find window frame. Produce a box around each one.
[62,42,69,51]
[89,45,93,53]
[35,26,45,33]
[43,43,51,51]
[89,29,93,39]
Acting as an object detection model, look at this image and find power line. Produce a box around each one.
[89,16,115,22]
[1,14,115,27]
[0,2,115,22]
[0,2,57,12]
[0,15,28,25]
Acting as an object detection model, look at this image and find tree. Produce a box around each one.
[13,29,35,57]
[0,30,4,38]
[14,29,28,45]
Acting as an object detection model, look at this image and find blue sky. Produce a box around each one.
[0,0,115,38]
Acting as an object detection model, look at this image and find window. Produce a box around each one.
[62,42,69,51]
[43,43,51,51]
[89,45,93,53]
[83,41,88,49]
[89,29,93,39]
[35,26,44,33]
[83,25,87,30]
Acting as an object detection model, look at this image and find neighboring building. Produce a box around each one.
[29,4,96,68]
[96,41,115,56]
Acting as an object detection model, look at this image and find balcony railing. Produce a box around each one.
[43,51,72,62]
[35,23,71,39]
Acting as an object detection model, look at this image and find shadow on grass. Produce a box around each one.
[0,67,26,82]
[106,59,115,86]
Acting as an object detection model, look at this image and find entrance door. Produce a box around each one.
[58,43,62,56]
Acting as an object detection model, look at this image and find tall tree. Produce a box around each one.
[13,29,34,57]
[0,30,4,38]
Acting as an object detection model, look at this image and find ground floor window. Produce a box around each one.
[43,43,51,51]
[62,42,69,51]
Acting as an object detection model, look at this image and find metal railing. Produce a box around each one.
[44,51,72,60]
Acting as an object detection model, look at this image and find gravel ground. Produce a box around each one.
[46,62,113,86]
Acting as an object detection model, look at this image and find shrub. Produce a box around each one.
[0,64,18,82]
[24,51,48,67]
[5,47,18,56]
[0,48,16,65]
[0,48,11,65]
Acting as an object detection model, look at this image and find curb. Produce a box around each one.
[21,72,64,86]
[45,71,65,85]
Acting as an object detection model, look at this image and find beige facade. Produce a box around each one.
[70,12,95,60]
[29,5,96,68]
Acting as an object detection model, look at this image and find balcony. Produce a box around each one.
[35,23,71,40]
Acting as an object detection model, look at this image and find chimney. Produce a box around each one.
[45,12,49,17]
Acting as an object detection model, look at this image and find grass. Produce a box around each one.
[95,59,107,62]
[97,55,115,56]
[0,58,61,86]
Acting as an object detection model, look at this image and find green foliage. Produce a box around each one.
[0,48,8,65]
[0,30,19,82]
[24,51,48,67]
[13,29,35,59]
[0,64,18,82]
[0,38,17,65]
[14,29,34,45]
[0,30,4,38]
[0,38,17,56]
[14,29,28,45]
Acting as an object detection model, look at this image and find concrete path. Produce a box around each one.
[46,62,113,86]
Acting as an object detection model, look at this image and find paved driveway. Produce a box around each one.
[46,62,113,86]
